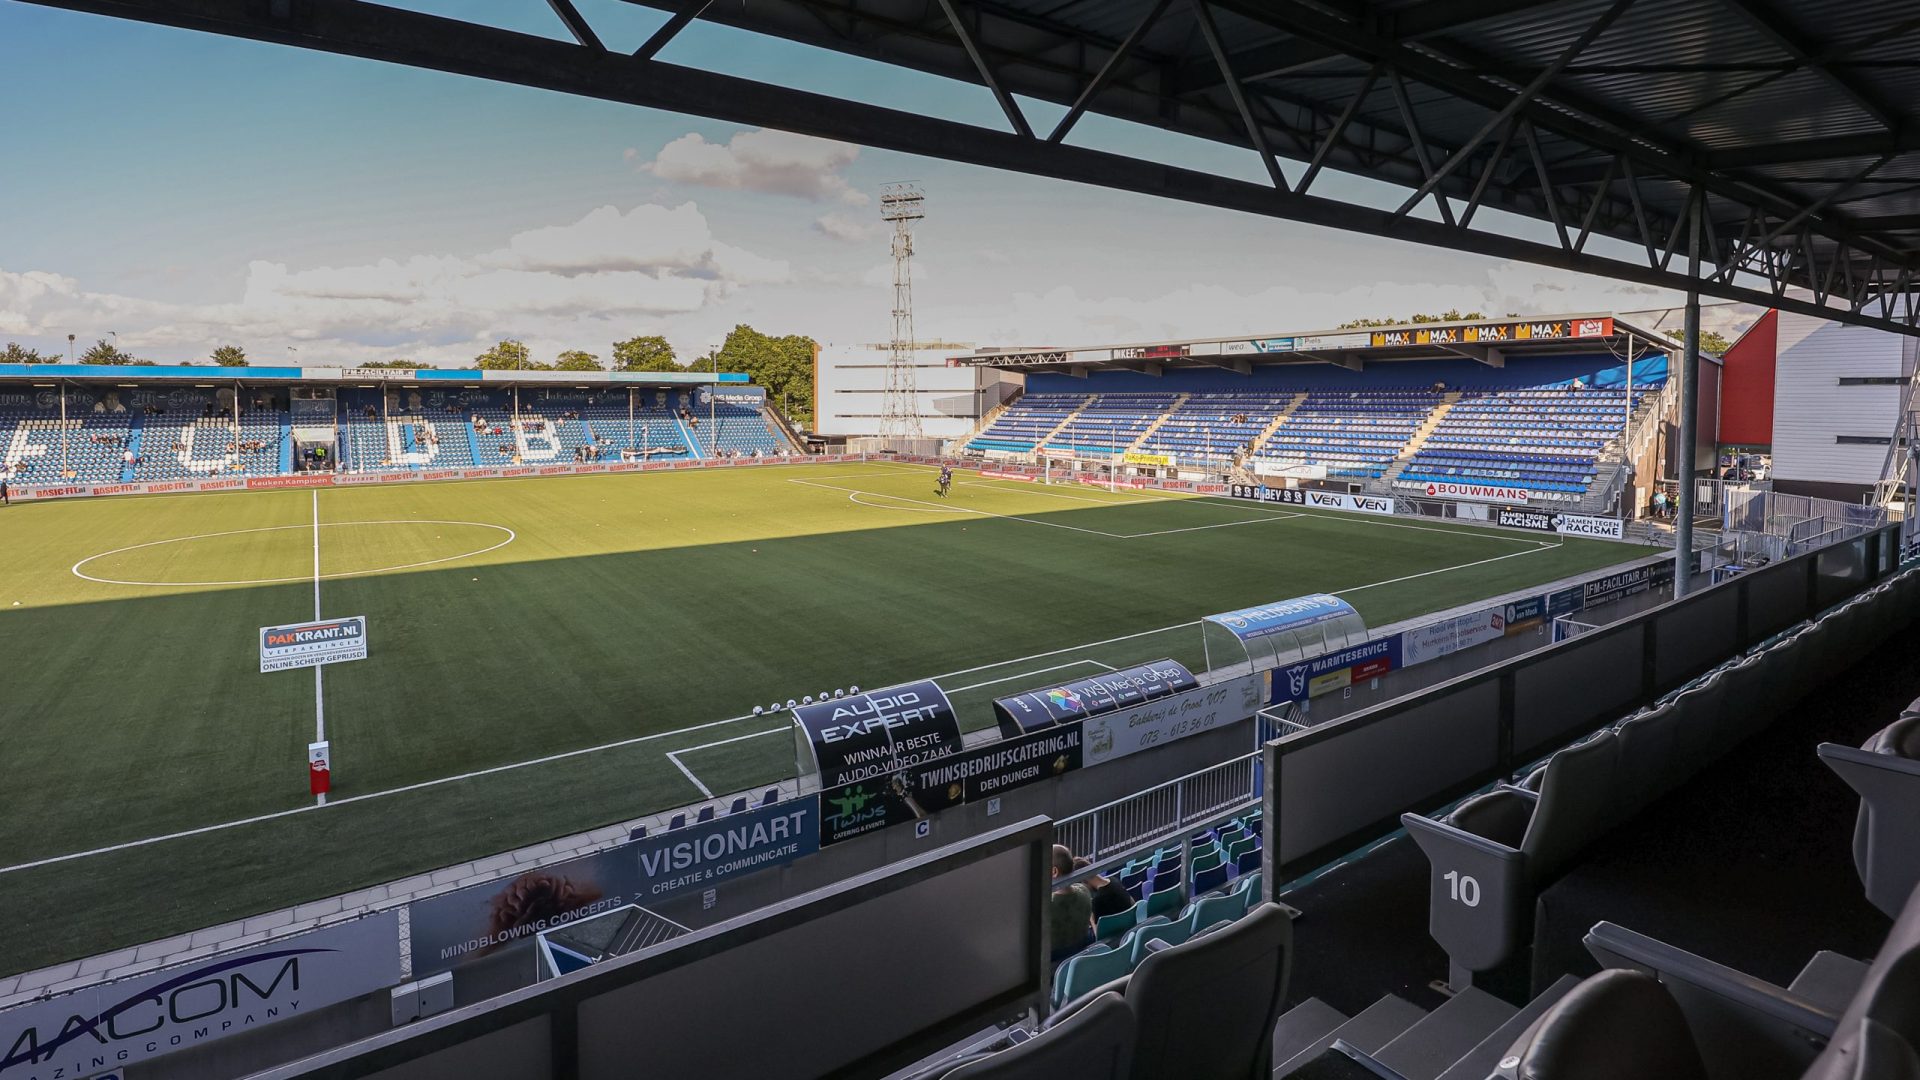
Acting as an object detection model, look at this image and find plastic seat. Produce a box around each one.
[1052,944,1135,1011]
[1096,902,1141,941]
[1496,969,1708,1079]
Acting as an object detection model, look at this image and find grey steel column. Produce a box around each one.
[1675,190,1703,596]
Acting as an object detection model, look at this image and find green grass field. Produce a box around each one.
[0,461,1640,975]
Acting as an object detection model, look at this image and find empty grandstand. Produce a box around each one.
[956,315,1671,513]
[0,368,800,487]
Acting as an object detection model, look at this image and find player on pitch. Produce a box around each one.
[937,463,953,498]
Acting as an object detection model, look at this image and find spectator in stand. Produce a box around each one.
[1048,844,1095,963]
[1075,856,1134,922]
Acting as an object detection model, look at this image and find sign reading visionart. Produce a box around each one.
[258,617,367,673]
[408,797,819,974]
[0,913,401,1079]
[791,680,963,788]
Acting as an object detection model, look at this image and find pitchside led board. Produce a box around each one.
[791,680,965,790]
[259,616,369,673]
[992,659,1199,738]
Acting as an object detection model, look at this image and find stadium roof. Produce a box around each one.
[28,0,1920,337]
[951,311,1677,373]
[0,363,749,386]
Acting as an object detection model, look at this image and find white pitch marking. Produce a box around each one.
[1333,543,1562,596]
[1121,513,1305,538]
[70,520,517,587]
[787,477,1127,537]
[665,750,715,799]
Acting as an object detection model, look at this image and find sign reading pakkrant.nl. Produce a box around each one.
[259,616,369,673]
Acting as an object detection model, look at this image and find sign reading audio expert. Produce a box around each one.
[791,680,964,788]
[259,616,368,673]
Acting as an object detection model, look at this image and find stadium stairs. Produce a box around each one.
[1123,393,1189,452]
[1246,393,1310,456]
[1377,392,1462,490]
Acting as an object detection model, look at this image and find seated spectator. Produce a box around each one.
[1075,856,1134,922]
[1048,844,1095,964]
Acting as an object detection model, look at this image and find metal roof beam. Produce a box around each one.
[543,0,606,50]
[1713,0,1907,132]
[1439,343,1503,367]
[21,0,1920,336]
[634,0,712,61]
[934,0,1033,138]
[1709,132,1920,169]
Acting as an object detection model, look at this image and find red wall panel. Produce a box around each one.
[1717,308,1777,447]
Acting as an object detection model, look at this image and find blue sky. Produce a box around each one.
[0,1,1738,366]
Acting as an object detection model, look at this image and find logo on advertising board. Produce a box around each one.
[245,475,334,490]
[1113,344,1190,360]
[792,680,964,788]
[1555,514,1625,539]
[897,724,1086,816]
[1583,562,1674,607]
[88,484,142,496]
[1401,610,1507,666]
[1122,451,1173,468]
[819,778,920,846]
[992,660,1199,736]
[1081,675,1262,764]
[146,481,197,493]
[1572,317,1615,338]
[1301,490,1395,515]
[1208,595,1354,642]
[0,914,400,1079]
[1503,596,1546,635]
[28,487,87,499]
[1497,506,1556,532]
[409,798,818,973]
[1424,481,1531,503]
[259,617,368,673]
[1228,483,1300,505]
[1274,638,1401,702]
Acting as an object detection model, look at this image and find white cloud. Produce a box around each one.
[0,202,791,366]
[813,212,881,244]
[638,129,869,205]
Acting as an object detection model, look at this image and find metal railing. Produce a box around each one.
[1054,752,1259,864]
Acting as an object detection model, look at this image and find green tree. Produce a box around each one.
[357,360,416,369]
[0,342,54,364]
[555,350,603,371]
[1337,310,1488,329]
[475,339,540,370]
[715,324,816,424]
[1699,330,1731,355]
[80,339,133,365]
[611,335,681,372]
[211,344,249,367]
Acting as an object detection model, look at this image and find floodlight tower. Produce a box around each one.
[880,183,925,444]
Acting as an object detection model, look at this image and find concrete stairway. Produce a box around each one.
[1126,393,1191,453]
[1272,976,1582,1079]
[1379,392,1461,487]
[1036,394,1101,453]
[1247,392,1310,458]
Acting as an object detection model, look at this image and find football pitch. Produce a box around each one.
[0,461,1641,975]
